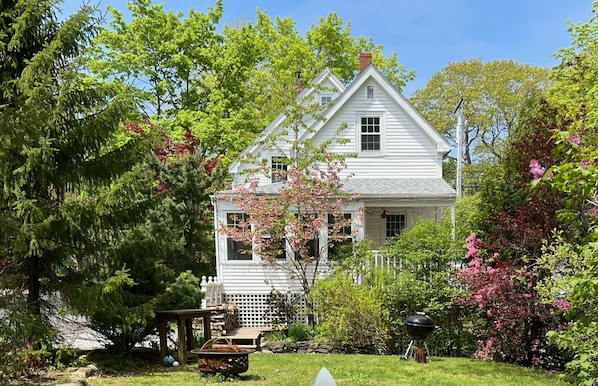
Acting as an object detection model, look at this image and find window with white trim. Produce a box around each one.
[367,85,374,99]
[328,213,354,259]
[360,116,381,151]
[271,156,288,183]
[263,235,287,261]
[385,214,406,239]
[321,95,332,105]
[226,213,252,260]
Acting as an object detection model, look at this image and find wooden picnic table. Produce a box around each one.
[156,308,214,364]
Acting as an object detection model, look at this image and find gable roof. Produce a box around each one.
[299,64,451,154]
[228,68,345,174]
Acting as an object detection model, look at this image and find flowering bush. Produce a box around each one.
[457,233,562,365]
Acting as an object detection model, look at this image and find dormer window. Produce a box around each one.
[271,156,288,182]
[321,95,332,105]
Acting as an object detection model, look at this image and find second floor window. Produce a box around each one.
[271,156,288,182]
[361,116,381,151]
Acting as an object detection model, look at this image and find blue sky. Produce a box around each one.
[59,0,593,97]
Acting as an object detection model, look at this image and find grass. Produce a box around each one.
[81,351,572,386]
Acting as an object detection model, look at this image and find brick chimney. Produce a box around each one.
[359,51,372,72]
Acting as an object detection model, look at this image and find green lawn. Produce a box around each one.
[84,352,571,385]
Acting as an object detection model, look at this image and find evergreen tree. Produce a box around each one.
[0,0,150,347]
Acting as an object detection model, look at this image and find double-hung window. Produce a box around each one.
[271,156,288,183]
[357,113,384,154]
[263,235,287,261]
[226,213,252,261]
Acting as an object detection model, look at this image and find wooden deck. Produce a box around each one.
[220,327,273,349]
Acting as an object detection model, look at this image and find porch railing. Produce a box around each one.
[200,276,224,308]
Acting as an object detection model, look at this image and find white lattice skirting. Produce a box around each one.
[224,293,306,327]
[200,276,306,327]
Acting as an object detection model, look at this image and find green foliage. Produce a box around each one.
[528,4,598,381]
[64,267,158,353]
[454,194,483,242]
[158,270,204,310]
[287,321,312,342]
[312,273,389,350]
[51,346,88,370]
[1,1,155,362]
[89,2,413,161]
[262,330,287,343]
[380,217,474,356]
[0,294,55,382]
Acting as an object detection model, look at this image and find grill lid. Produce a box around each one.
[404,314,435,327]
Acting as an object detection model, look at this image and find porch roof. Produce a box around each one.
[342,178,456,199]
[219,178,456,201]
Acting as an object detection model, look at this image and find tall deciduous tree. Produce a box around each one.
[0,0,151,346]
[410,59,549,166]
[88,1,414,160]
[88,0,223,118]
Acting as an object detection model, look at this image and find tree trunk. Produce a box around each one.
[26,255,42,317]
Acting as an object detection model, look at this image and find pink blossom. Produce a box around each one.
[555,299,571,311]
[529,159,545,179]
[581,160,591,169]
[569,135,581,145]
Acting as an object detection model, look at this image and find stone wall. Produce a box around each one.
[261,341,380,355]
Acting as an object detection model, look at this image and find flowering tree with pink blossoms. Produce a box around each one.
[459,97,570,368]
[457,233,560,365]
[218,102,358,325]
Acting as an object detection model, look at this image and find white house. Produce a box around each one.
[210,52,456,327]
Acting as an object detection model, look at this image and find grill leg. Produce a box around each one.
[402,340,415,360]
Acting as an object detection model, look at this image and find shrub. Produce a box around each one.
[382,217,473,356]
[0,300,54,382]
[158,270,204,310]
[288,321,312,342]
[312,273,389,350]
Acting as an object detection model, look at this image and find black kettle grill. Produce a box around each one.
[402,314,437,360]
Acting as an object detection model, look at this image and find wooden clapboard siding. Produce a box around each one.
[313,80,442,179]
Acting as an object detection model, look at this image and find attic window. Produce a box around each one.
[321,95,332,105]
[367,86,374,99]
